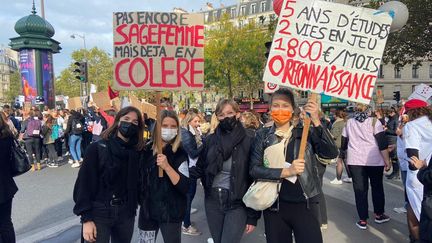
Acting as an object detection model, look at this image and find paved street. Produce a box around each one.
[13,162,409,243]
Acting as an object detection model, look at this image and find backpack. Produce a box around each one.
[51,124,60,140]
[72,119,83,135]
[26,119,42,138]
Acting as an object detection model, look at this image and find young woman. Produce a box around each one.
[20,110,42,171]
[341,104,392,230]
[65,110,85,168]
[73,106,145,243]
[401,99,432,242]
[0,113,18,243]
[41,114,59,168]
[330,109,350,185]
[250,89,338,243]
[180,111,203,236]
[192,99,259,243]
[138,110,190,243]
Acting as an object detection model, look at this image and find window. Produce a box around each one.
[231,7,236,18]
[412,64,419,79]
[204,13,209,22]
[261,1,266,12]
[394,65,402,79]
[412,85,416,92]
[251,4,257,14]
[378,64,384,78]
[240,5,246,16]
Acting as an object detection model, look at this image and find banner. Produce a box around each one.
[41,51,55,108]
[263,0,393,104]
[112,12,205,91]
[19,49,37,103]
[264,81,280,94]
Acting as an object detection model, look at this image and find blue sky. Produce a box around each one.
[0,0,237,74]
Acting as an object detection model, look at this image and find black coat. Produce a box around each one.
[0,137,18,204]
[417,157,432,242]
[250,124,338,203]
[138,144,190,227]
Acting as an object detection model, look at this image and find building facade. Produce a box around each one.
[0,47,19,104]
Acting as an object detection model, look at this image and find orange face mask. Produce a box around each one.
[271,109,293,125]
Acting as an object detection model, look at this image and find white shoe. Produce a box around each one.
[68,159,74,164]
[190,208,198,214]
[71,162,81,168]
[393,207,407,214]
[207,238,214,243]
[330,178,343,185]
[65,152,70,156]
[342,177,352,183]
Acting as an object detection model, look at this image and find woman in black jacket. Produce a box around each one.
[0,113,18,243]
[73,106,145,243]
[192,99,259,243]
[250,89,338,243]
[138,110,190,243]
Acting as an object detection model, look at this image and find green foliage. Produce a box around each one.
[56,47,113,97]
[205,14,270,98]
[4,72,21,103]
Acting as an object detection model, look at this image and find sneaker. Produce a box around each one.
[393,207,407,214]
[68,159,74,164]
[65,152,70,156]
[207,238,214,243]
[57,156,63,162]
[321,224,328,230]
[356,220,367,230]
[342,177,352,183]
[47,163,58,168]
[330,178,343,185]
[190,208,198,214]
[71,162,81,168]
[182,225,202,236]
[375,214,390,224]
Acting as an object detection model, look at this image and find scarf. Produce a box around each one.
[189,125,203,148]
[206,121,246,177]
[354,111,369,123]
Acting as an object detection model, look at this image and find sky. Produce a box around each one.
[0,0,237,75]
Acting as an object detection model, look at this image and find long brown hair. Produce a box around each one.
[0,112,13,139]
[101,106,145,150]
[407,106,432,122]
[152,110,182,155]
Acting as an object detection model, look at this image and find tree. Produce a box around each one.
[205,14,270,99]
[4,72,21,103]
[56,47,114,97]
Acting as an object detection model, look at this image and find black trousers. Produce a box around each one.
[24,137,41,165]
[54,138,63,157]
[84,202,135,243]
[316,162,328,225]
[0,199,15,243]
[263,201,322,243]
[138,221,181,243]
[349,165,385,220]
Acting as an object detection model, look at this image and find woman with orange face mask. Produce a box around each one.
[250,88,338,243]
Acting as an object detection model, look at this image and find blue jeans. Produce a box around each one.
[69,135,82,161]
[183,179,197,227]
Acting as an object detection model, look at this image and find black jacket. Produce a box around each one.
[250,123,338,203]
[191,126,260,225]
[0,137,18,204]
[138,144,190,227]
[181,127,203,160]
[417,157,432,241]
[73,138,140,222]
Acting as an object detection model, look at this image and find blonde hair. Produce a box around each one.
[152,110,182,155]
[181,111,199,129]
[209,113,219,134]
[241,112,259,129]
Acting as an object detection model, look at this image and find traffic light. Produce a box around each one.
[265,41,272,59]
[393,91,401,103]
[74,61,88,83]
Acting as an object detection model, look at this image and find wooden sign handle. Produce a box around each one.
[155,91,164,177]
[298,93,318,160]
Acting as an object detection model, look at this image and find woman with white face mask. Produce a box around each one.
[138,110,190,243]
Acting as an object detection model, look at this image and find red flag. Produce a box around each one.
[108,82,119,100]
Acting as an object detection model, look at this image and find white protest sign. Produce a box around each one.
[408,84,432,101]
[263,0,393,104]
[264,81,280,94]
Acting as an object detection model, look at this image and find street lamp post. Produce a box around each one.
[70,33,89,109]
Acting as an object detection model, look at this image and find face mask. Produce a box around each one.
[271,110,293,125]
[161,128,177,142]
[219,116,238,131]
[118,121,139,138]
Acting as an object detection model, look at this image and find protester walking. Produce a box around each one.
[341,104,392,230]
[180,111,203,236]
[250,89,338,243]
[73,106,145,243]
[0,113,18,243]
[20,110,42,171]
[138,110,190,243]
[65,111,85,168]
[41,114,60,168]
[194,99,259,243]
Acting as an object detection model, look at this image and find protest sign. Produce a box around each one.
[91,92,112,111]
[409,84,432,101]
[68,97,83,110]
[142,102,157,119]
[264,81,281,94]
[263,0,393,104]
[112,12,205,91]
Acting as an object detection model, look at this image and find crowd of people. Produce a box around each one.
[1,88,432,243]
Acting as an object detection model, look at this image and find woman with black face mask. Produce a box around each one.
[73,106,145,243]
[190,99,260,243]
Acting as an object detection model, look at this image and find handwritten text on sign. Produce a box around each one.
[113,12,204,90]
[263,0,392,104]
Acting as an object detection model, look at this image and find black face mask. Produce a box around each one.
[118,121,139,138]
[219,116,238,132]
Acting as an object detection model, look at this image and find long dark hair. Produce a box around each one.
[0,112,13,139]
[101,106,145,150]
